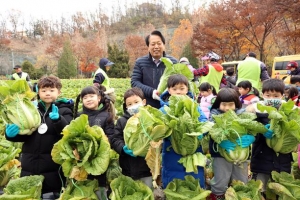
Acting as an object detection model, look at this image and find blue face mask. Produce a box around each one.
[127,103,143,115]
[264,98,282,108]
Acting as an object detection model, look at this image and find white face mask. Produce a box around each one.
[263,98,282,108]
[127,103,144,115]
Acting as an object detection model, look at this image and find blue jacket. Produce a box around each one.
[159,91,206,188]
[131,53,177,109]
[208,108,244,158]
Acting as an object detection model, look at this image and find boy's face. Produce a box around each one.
[125,95,146,108]
[38,87,60,107]
[168,83,189,96]
[262,90,283,99]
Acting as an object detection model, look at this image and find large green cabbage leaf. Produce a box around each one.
[163,95,214,173]
[268,171,300,199]
[0,80,40,135]
[1,175,44,199]
[0,137,21,171]
[164,175,211,200]
[225,180,263,200]
[157,58,198,96]
[210,110,267,165]
[257,100,300,153]
[51,114,111,180]
[124,105,173,157]
[109,175,154,200]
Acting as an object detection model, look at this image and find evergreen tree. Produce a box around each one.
[180,42,199,68]
[22,60,34,75]
[57,40,77,79]
[107,43,130,78]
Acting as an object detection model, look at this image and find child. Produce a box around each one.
[110,87,152,188]
[5,75,74,199]
[283,85,290,101]
[199,82,217,119]
[237,80,260,108]
[287,86,300,106]
[159,74,207,188]
[246,78,293,198]
[208,88,252,200]
[290,75,300,92]
[74,85,115,199]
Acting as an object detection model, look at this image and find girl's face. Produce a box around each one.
[82,93,101,110]
[200,89,211,97]
[238,87,250,96]
[219,101,236,112]
[168,83,189,96]
[38,87,60,109]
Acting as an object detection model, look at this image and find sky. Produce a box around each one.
[0,0,204,22]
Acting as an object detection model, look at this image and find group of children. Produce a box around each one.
[3,73,299,200]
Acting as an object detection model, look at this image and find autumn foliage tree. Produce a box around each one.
[170,19,193,59]
[124,34,148,72]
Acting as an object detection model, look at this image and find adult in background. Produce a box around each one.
[235,52,269,90]
[11,65,32,88]
[286,61,300,75]
[93,58,114,89]
[193,51,227,92]
[131,30,177,108]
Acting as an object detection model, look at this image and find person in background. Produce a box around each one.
[208,88,253,200]
[159,74,207,189]
[287,86,300,106]
[246,78,293,198]
[286,61,300,75]
[131,30,177,109]
[179,57,195,73]
[290,75,300,92]
[110,87,152,188]
[226,67,236,85]
[93,58,114,89]
[193,51,227,92]
[5,75,74,199]
[74,85,115,199]
[199,82,217,119]
[236,52,270,90]
[11,64,32,89]
[283,85,291,101]
[237,80,260,109]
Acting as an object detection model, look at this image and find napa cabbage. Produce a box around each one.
[225,180,263,200]
[51,114,111,181]
[210,110,267,165]
[0,80,40,135]
[257,100,300,154]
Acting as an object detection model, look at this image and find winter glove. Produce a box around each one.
[152,89,160,101]
[236,135,255,148]
[219,140,236,153]
[263,124,274,139]
[5,124,19,138]
[123,145,136,157]
[49,104,59,120]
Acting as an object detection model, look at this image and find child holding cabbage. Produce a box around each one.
[208,88,253,200]
[5,75,74,199]
[246,78,293,198]
[159,74,207,189]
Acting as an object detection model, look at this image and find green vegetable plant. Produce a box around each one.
[257,100,300,154]
[225,180,263,200]
[51,114,111,181]
[210,110,267,165]
[0,80,40,135]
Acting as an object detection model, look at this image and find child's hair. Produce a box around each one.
[288,86,299,99]
[167,74,189,88]
[262,79,285,95]
[199,82,217,95]
[74,85,114,123]
[226,67,234,76]
[211,88,241,109]
[237,80,260,97]
[290,75,300,84]
[122,87,144,111]
[37,75,62,90]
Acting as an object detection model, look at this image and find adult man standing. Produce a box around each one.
[11,65,32,88]
[286,61,300,75]
[131,30,177,108]
[236,52,270,90]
